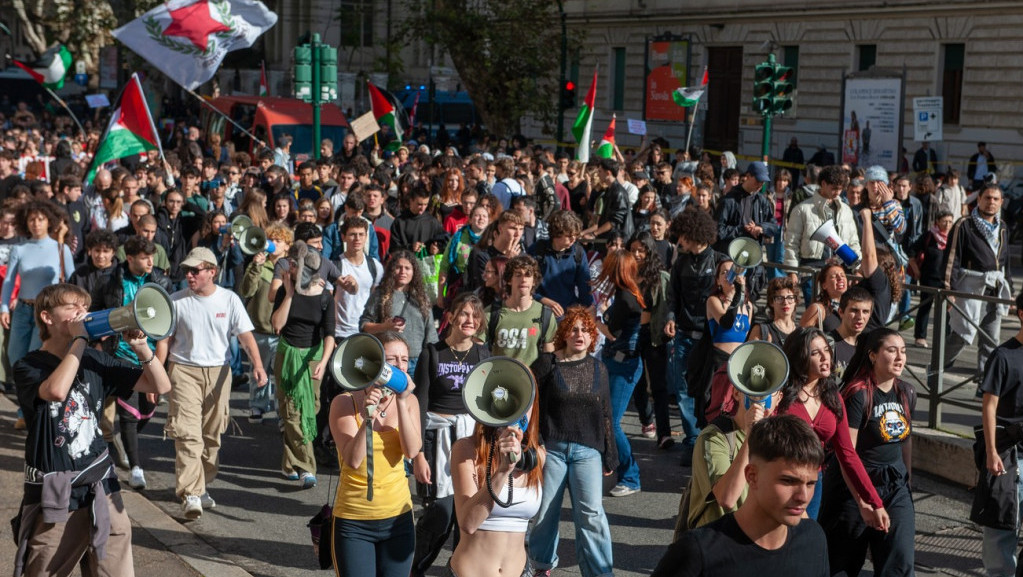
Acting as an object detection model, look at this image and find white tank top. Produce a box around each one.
[477,483,542,533]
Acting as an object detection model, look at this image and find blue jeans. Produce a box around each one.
[604,353,642,490]
[766,235,785,278]
[8,303,39,366]
[528,440,614,577]
[982,466,1023,577]
[668,335,701,446]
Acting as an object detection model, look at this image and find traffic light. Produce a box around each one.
[319,44,338,102]
[752,62,774,115]
[561,80,576,109]
[293,45,312,102]
[751,58,796,117]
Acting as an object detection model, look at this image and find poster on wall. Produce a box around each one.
[644,38,690,122]
[839,73,905,172]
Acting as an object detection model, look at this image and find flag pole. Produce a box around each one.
[43,86,86,137]
[182,88,267,148]
[684,98,701,155]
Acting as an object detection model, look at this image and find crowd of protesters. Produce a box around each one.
[4,89,1020,577]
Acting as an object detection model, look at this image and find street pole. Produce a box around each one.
[761,53,775,166]
[312,32,321,160]
[557,0,566,152]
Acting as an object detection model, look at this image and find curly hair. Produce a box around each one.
[502,254,541,295]
[875,244,904,303]
[15,200,62,237]
[553,305,599,352]
[547,210,583,239]
[670,206,717,247]
[766,276,800,320]
[378,250,432,323]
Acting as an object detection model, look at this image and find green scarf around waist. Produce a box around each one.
[276,338,323,444]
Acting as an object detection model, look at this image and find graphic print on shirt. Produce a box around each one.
[873,401,909,443]
[496,326,539,350]
[436,360,470,390]
[50,382,100,459]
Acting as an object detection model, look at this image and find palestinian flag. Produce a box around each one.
[86,73,163,183]
[673,66,709,108]
[259,61,269,96]
[13,44,72,90]
[595,115,616,159]
[572,69,597,163]
[367,82,405,151]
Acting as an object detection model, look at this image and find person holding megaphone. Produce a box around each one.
[328,332,421,577]
[449,362,544,577]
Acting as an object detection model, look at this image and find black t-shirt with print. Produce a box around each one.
[16,348,142,477]
[845,381,915,468]
[827,329,856,382]
[413,341,490,419]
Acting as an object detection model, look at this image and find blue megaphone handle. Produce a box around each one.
[219,225,231,234]
[744,394,774,411]
[835,244,859,267]
[265,240,276,254]
[379,363,409,395]
[516,415,529,432]
[726,267,747,284]
[83,309,116,339]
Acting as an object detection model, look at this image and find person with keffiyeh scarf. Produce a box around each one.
[942,185,1013,376]
[436,205,489,314]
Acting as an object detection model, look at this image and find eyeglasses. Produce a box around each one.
[567,171,577,176]
[228,171,240,176]
[183,266,213,276]
[773,295,797,303]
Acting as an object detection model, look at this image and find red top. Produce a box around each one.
[782,400,885,510]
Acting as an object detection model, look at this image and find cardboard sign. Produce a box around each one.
[627,118,647,135]
[349,112,380,143]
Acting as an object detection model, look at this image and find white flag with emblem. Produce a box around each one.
[112,0,277,90]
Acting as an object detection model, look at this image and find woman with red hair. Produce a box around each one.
[434,168,465,222]
[448,368,544,577]
[594,249,646,497]
[527,306,617,576]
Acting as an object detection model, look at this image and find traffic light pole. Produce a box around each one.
[556,0,566,153]
[760,53,775,166]
[311,33,321,160]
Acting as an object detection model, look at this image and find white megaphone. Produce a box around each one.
[83,283,176,341]
[463,357,535,428]
[726,237,763,283]
[810,220,860,267]
[238,226,277,256]
[219,215,253,241]
[726,341,789,410]
[330,333,409,400]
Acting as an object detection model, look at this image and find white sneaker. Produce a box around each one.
[610,484,640,497]
[199,492,216,509]
[182,495,202,520]
[129,466,146,490]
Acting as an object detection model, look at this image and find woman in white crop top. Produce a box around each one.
[449,390,545,577]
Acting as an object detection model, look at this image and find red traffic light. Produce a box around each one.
[565,81,576,91]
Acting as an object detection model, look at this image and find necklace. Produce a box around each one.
[799,387,820,402]
[371,394,395,419]
[449,341,473,368]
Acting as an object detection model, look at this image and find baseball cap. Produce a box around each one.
[181,247,218,269]
[864,165,889,184]
[745,161,770,184]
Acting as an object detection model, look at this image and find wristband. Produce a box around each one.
[139,352,156,366]
[71,335,89,348]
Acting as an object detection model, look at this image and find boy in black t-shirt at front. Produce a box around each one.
[827,287,873,382]
[652,415,829,577]
[12,283,171,576]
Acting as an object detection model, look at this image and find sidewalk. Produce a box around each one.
[0,391,252,577]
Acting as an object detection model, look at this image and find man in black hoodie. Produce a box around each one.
[390,186,445,253]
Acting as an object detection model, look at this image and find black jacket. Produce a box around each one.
[944,216,1012,292]
[665,247,727,333]
[713,185,778,254]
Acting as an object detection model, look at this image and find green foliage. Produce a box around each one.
[402,0,583,136]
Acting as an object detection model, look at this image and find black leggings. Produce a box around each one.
[115,393,156,468]
[412,427,461,576]
[820,464,915,576]
[634,339,671,438]
[332,511,415,577]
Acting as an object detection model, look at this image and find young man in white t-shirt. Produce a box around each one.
[156,247,267,520]
[335,216,383,338]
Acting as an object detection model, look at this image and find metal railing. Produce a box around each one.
[762,261,1013,430]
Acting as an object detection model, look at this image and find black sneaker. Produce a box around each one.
[232,374,250,390]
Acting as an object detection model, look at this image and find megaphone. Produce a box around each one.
[238,226,277,256]
[726,238,763,283]
[329,333,409,398]
[218,215,254,241]
[810,219,860,268]
[83,283,177,341]
[463,357,535,464]
[726,341,789,410]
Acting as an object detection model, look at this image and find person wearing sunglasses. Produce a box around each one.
[156,247,268,520]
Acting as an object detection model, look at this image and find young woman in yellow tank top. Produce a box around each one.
[327,332,422,577]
